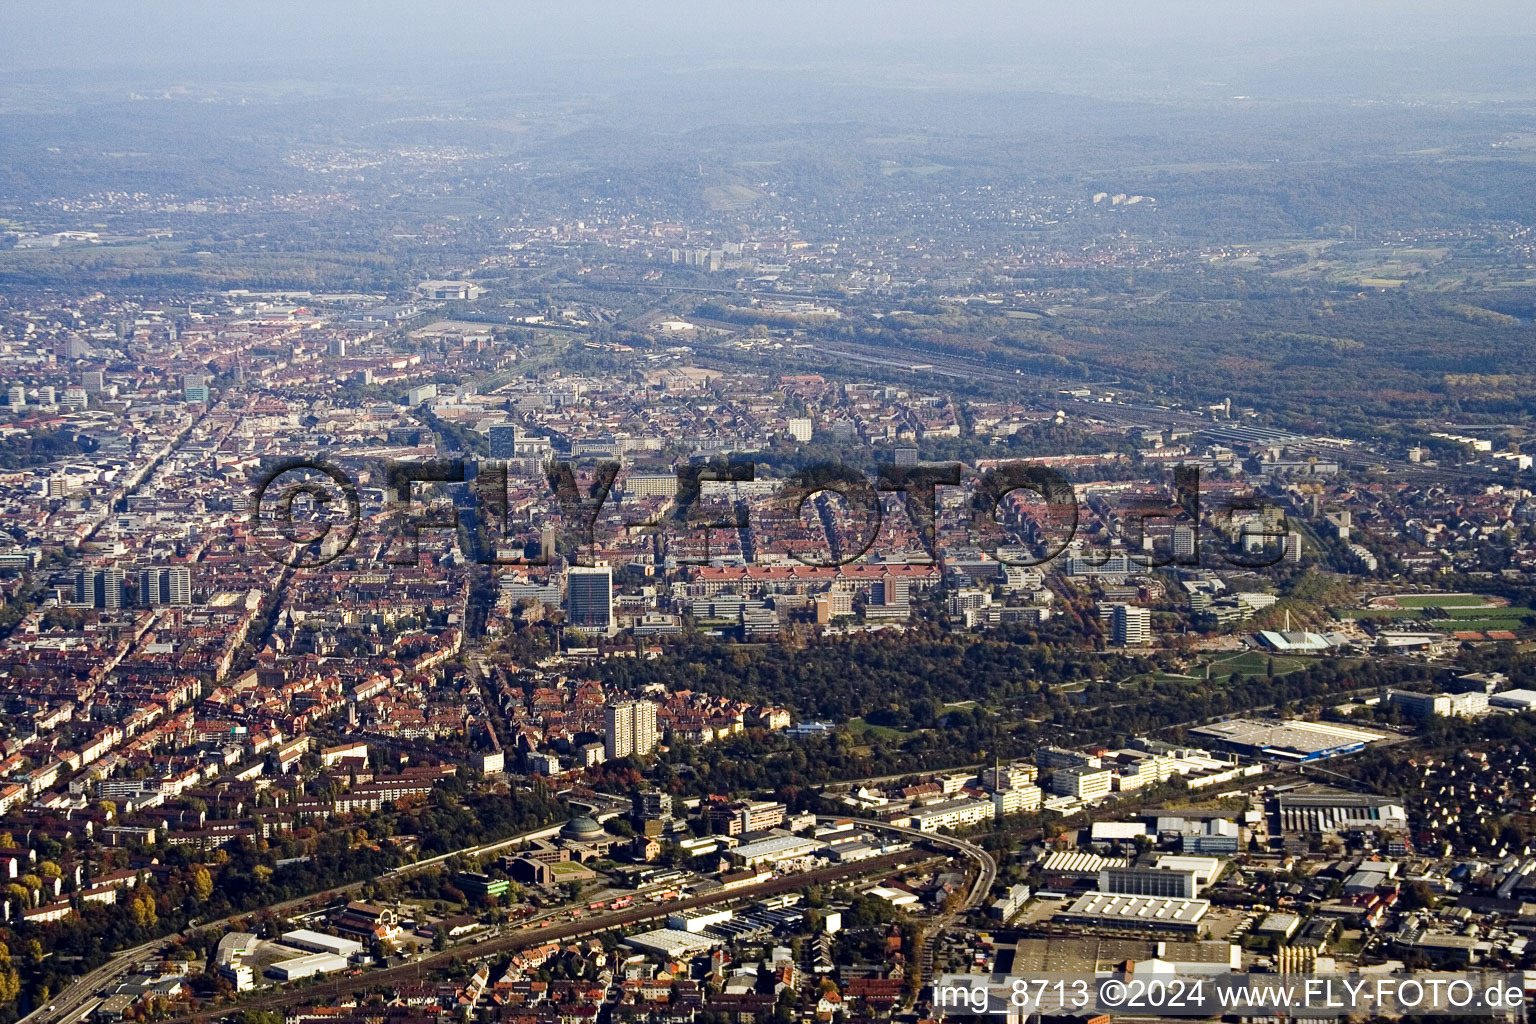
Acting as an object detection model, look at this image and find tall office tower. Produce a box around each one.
[489,423,518,460]
[867,576,911,620]
[6,385,24,409]
[182,373,210,403]
[893,446,918,468]
[605,699,659,761]
[1171,525,1197,562]
[540,523,557,563]
[37,386,55,406]
[566,566,614,634]
[1112,604,1151,647]
[140,566,192,606]
[82,370,105,393]
[328,337,348,358]
[1283,531,1303,564]
[75,567,126,609]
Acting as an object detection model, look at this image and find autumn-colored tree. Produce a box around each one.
[131,890,158,928]
[190,865,214,902]
[0,940,20,1003]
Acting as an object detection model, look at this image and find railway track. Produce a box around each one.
[156,852,925,1024]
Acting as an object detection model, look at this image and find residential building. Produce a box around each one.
[605,699,658,761]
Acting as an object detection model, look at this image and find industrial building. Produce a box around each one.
[1041,850,1130,881]
[667,907,733,933]
[623,928,718,957]
[1275,788,1408,833]
[1053,893,1210,935]
[1189,718,1388,762]
[268,951,350,981]
[731,830,821,868]
[279,929,363,958]
[1098,866,1199,899]
[1184,818,1241,855]
[1155,855,1224,887]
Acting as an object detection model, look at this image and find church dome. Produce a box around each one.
[561,814,605,840]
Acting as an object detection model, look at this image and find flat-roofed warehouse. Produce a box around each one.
[1052,893,1210,935]
[731,830,821,867]
[1489,689,1536,711]
[1011,937,1157,973]
[1189,718,1388,762]
[1275,787,1408,833]
[268,951,349,980]
[623,928,718,957]
[280,929,362,957]
[1009,938,1239,977]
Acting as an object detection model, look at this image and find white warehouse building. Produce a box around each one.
[280,929,363,958]
[269,951,350,981]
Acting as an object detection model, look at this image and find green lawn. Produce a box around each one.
[1394,594,1489,608]
[1430,613,1532,633]
[1439,605,1529,620]
[1204,650,1310,680]
[1426,605,1532,633]
[848,718,914,740]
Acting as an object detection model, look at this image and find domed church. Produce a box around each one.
[557,813,618,861]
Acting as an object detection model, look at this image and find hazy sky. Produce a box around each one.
[6,1,1535,74]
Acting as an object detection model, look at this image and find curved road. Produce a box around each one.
[841,817,996,988]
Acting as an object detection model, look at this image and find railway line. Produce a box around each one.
[72,811,994,1024]
[155,852,925,1024]
[811,341,1494,486]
